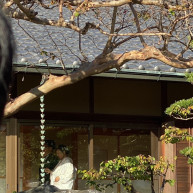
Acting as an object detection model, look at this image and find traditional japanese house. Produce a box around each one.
[1,6,193,193]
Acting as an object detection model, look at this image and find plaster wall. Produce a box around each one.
[94,78,161,116]
[16,73,192,117]
[16,74,90,113]
[167,82,193,107]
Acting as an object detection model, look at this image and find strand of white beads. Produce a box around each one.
[40,75,46,185]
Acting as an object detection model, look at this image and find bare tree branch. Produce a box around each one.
[59,0,64,19]
[12,0,38,18]
[129,3,147,47]
[12,11,171,37]
[87,0,191,10]
[103,6,118,54]
[2,0,193,118]
[4,45,193,117]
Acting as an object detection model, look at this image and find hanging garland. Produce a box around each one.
[39,75,46,185]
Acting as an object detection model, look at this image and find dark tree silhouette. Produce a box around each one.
[0,10,14,122]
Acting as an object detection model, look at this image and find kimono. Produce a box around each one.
[50,157,76,190]
[39,153,59,184]
[44,153,59,184]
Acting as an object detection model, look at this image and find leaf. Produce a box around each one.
[165,97,193,119]
[40,50,48,56]
[74,11,79,17]
[168,179,175,186]
[190,40,193,48]
[169,9,175,16]
[185,73,193,83]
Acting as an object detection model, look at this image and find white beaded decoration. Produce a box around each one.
[40,76,46,185]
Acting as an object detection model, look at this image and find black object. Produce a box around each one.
[45,140,56,149]
[18,185,62,193]
[0,10,14,122]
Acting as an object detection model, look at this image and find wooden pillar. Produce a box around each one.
[191,128,193,187]
[162,122,177,193]
[6,118,18,193]
[164,142,177,193]
[151,130,159,193]
[88,125,94,169]
[88,77,94,169]
[151,130,158,160]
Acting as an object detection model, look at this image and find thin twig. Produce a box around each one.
[77,16,88,61]
[129,3,147,47]
[45,27,68,75]
[59,0,64,19]
[103,6,118,54]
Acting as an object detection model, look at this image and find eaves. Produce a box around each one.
[13,63,187,83]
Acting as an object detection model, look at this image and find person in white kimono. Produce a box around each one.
[45,145,76,190]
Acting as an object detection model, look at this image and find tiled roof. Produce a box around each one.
[12,4,193,74]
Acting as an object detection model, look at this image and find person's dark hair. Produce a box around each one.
[45,140,56,149]
[57,144,70,155]
[0,11,14,122]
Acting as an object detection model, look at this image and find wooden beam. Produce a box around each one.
[6,118,18,193]
[88,125,94,169]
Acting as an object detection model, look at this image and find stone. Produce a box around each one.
[18,185,100,193]
[18,185,60,193]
